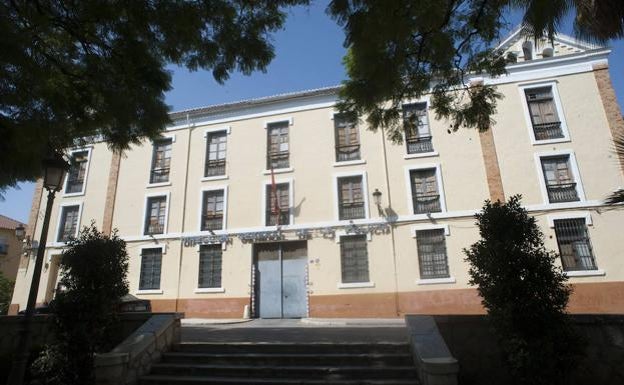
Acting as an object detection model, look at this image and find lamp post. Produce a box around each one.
[372,188,384,216]
[8,151,69,385]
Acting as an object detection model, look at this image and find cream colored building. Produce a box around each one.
[10,30,624,317]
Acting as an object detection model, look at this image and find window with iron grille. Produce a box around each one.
[149,138,172,184]
[65,150,89,194]
[403,103,434,154]
[205,131,227,177]
[416,229,450,279]
[334,113,360,162]
[198,244,222,288]
[267,121,289,169]
[340,235,370,283]
[57,205,79,242]
[139,248,162,290]
[540,156,579,203]
[410,169,441,214]
[144,196,167,235]
[0,236,8,255]
[554,218,597,271]
[338,176,366,220]
[524,86,564,140]
[201,190,224,231]
[266,183,290,226]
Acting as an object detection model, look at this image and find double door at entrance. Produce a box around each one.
[254,241,308,318]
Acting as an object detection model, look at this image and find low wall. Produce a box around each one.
[433,314,624,385]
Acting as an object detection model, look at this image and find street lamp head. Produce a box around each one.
[372,188,382,207]
[42,151,70,192]
[15,224,25,241]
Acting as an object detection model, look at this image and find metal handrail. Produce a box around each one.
[547,182,579,203]
[412,193,441,214]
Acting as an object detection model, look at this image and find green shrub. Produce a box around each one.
[0,271,14,315]
[464,196,584,385]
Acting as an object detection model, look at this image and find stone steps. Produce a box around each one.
[139,375,418,385]
[172,342,411,354]
[161,352,414,366]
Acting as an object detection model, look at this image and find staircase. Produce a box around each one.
[139,341,419,384]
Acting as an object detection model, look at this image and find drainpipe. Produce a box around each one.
[379,125,401,317]
[174,113,194,314]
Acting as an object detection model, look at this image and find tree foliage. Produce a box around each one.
[0,271,14,315]
[328,0,624,141]
[31,224,129,385]
[0,0,308,189]
[464,195,584,385]
[606,131,624,204]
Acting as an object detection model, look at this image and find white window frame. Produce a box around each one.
[404,163,447,215]
[136,244,166,295]
[261,177,294,227]
[55,202,83,243]
[202,126,231,182]
[194,243,226,293]
[147,134,175,187]
[410,224,456,285]
[518,80,571,145]
[63,147,92,197]
[546,213,605,277]
[141,192,171,236]
[333,171,370,222]
[197,185,228,232]
[401,99,439,159]
[534,150,586,205]
[263,117,294,174]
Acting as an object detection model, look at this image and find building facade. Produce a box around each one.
[9,30,624,318]
[0,215,25,283]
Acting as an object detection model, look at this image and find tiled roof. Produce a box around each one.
[0,214,25,230]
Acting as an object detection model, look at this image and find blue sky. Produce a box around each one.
[1,1,623,223]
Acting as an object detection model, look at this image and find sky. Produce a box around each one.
[1,0,623,224]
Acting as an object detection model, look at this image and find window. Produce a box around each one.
[267,121,289,169]
[266,183,290,226]
[338,176,365,220]
[149,138,172,184]
[410,169,441,214]
[139,248,162,290]
[340,235,370,283]
[524,86,564,140]
[416,229,450,279]
[0,236,8,255]
[65,150,89,194]
[201,190,224,231]
[540,156,579,203]
[144,196,167,235]
[198,244,222,288]
[403,103,433,154]
[334,113,360,162]
[205,131,227,177]
[57,205,80,242]
[554,219,597,271]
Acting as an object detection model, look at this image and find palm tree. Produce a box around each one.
[606,131,624,204]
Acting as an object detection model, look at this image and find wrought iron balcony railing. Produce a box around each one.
[267,151,289,170]
[406,135,434,154]
[339,201,366,220]
[201,215,224,231]
[533,121,564,141]
[205,159,226,177]
[335,144,361,162]
[65,178,84,193]
[149,167,170,184]
[145,220,164,235]
[266,209,290,226]
[412,193,441,214]
[547,182,579,203]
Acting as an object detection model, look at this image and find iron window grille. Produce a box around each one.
[334,113,361,162]
[267,121,290,169]
[0,237,8,255]
[416,229,450,279]
[266,183,290,226]
[525,87,564,140]
[57,205,79,242]
[144,196,167,235]
[65,150,89,193]
[139,248,162,290]
[198,244,222,288]
[410,169,442,214]
[149,138,172,184]
[554,219,597,271]
[403,103,434,154]
[541,156,579,203]
[205,131,227,177]
[340,235,370,283]
[338,176,366,220]
[201,190,224,231]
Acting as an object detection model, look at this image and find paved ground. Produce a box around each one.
[181,319,409,343]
